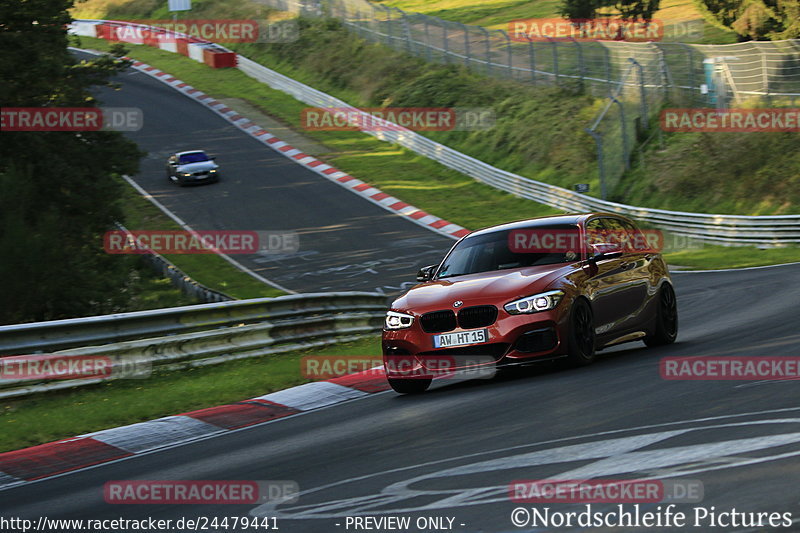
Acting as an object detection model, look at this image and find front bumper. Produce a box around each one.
[382,308,569,379]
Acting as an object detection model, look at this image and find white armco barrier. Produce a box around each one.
[158,38,178,53]
[112,24,146,45]
[188,42,209,62]
[70,20,101,38]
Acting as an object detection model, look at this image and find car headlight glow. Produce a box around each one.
[385,310,414,330]
[504,290,564,315]
[209,169,217,173]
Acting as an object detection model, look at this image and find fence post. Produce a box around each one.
[500,29,513,79]
[479,26,492,75]
[680,44,696,106]
[629,58,648,129]
[527,35,536,84]
[603,45,613,96]
[761,49,770,96]
[585,128,607,200]
[442,18,450,63]
[571,37,585,90]
[614,97,630,171]
[395,7,412,54]
[422,15,433,62]
[549,38,559,86]
[461,21,470,69]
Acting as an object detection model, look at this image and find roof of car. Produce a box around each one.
[466,213,631,238]
[175,150,206,156]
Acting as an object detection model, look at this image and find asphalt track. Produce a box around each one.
[9,52,798,532]
[3,262,800,532]
[80,50,453,295]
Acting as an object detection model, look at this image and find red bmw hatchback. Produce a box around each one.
[382,213,678,393]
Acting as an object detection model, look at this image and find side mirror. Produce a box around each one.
[210,156,217,160]
[589,243,623,262]
[416,264,437,282]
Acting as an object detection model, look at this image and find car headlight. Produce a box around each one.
[504,290,564,315]
[385,310,414,330]
[180,172,191,177]
[209,169,217,173]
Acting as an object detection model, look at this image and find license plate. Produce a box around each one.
[433,329,489,349]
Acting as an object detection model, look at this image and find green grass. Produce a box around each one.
[0,336,381,452]
[120,181,285,299]
[665,245,800,270]
[77,34,800,268]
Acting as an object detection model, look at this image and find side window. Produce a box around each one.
[605,218,636,254]
[619,219,653,255]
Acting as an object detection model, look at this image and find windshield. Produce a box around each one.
[178,152,209,164]
[437,224,580,279]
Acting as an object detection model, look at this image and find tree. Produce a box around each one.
[696,0,800,40]
[0,0,143,324]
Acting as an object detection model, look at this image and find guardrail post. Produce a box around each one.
[585,128,607,200]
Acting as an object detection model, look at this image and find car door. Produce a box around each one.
[616,217,659,330]
[583,217,631,337]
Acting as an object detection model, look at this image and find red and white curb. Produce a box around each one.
[123,56,469,241]
[0,369,389,489]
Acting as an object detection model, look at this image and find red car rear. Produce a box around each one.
[382,213,678,393]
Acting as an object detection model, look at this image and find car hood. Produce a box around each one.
[392,264,574,312]
[177,161,218,172]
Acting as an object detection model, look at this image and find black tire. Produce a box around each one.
[645,283,678,347]
[566,298,596,366]
[388,378,431,394]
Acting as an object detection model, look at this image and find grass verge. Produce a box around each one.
[0,336,381,452]
[120,180,285,299]
[81,36,800,268]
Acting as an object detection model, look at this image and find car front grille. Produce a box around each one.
[420,310,457,333]
[457,305,498,329]
[421,305,498,333]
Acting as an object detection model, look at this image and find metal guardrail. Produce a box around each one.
[71,20,800,244]
[235,56,800,245]
[113,223,234,304]
[0,292,387,399]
